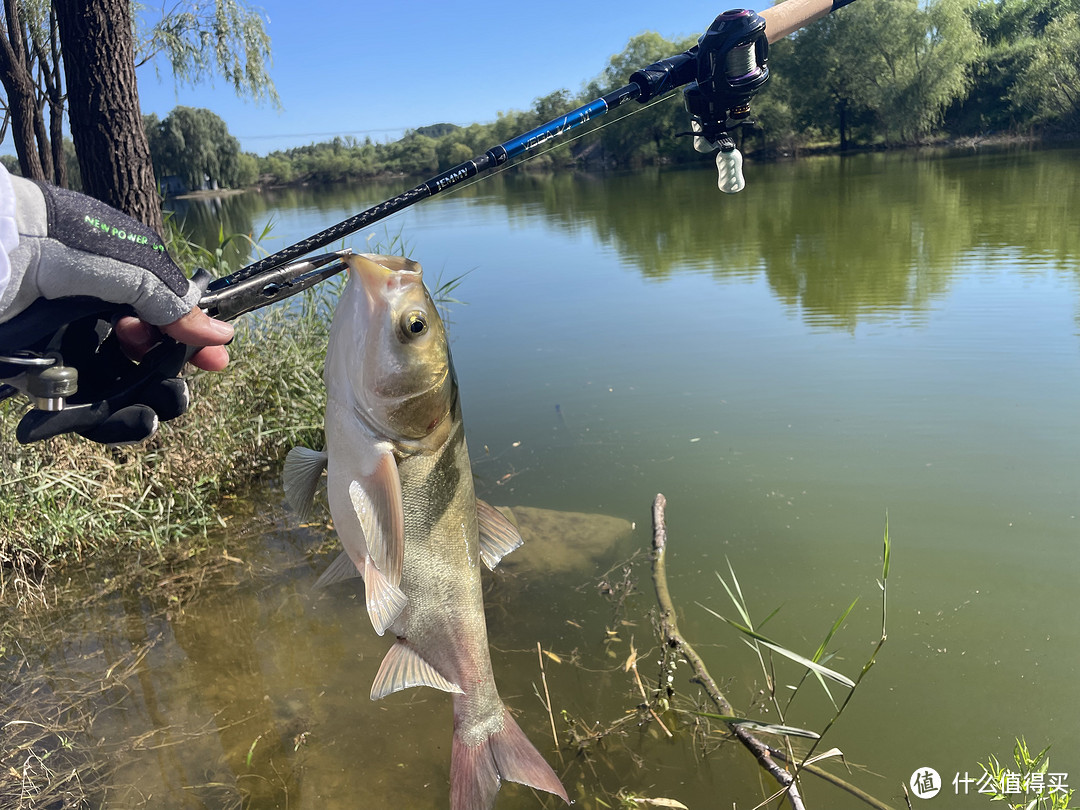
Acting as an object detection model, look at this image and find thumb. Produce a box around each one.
[161,306,234,347]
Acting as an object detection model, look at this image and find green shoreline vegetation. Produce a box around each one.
[12,0,1067,192]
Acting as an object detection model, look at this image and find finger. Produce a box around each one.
[113,316,160,361]
[161,306,234,348]
[188,344,230,372]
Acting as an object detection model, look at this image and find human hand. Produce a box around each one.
[114,307,234,372]
[1,172,235,444]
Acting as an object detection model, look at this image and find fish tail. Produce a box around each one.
[450,706,568,810]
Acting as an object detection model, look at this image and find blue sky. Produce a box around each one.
[124,0,746,156]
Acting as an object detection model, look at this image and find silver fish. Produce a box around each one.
[284,254,568,809]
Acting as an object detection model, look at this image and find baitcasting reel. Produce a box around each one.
[683,9,770,193]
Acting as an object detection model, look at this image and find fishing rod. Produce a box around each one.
[217,0,858,294]
[0,0,858,441]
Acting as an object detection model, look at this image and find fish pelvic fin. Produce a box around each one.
[313,550,362,589]
[370,639,463,700]
[450,706,569,810]
[348,451,405,587]
[364,555,407,636]
[475,500,524,571]
[283,446,328,520]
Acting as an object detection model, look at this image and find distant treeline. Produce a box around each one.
[125,0,1079,191]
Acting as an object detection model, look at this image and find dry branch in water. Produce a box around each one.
[650,494,897,810]
[650,493,807,810]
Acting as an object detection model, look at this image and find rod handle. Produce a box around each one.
[760,0,855,42]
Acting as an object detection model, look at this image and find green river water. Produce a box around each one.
[12,146,1080,809]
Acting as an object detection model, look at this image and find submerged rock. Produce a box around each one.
[493,505,634,576]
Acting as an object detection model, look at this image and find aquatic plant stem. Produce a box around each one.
[767,749,898,810]
[651,494,898,810]
[537,642,560,751]
[650,493,806,810]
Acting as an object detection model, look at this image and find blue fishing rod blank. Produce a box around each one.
[205,0,858,297]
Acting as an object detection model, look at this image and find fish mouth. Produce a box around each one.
[349,253,423,292]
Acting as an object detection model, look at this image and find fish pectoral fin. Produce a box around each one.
[348,451,405,587]
[364,555,407,636]
[475,499,524,571]
[313,549,363,589]
[283,446,328,520]
[370,640,463,700]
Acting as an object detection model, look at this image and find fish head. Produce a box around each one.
[336,253,454,444]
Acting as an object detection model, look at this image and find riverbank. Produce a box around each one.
[244,130,1070,193]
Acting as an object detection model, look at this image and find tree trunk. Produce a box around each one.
[838,98,849,152]
[30,86,53,180]
[54,0,163,234]
[34,9,68,187]
[0,0,46,179]
[47,90,67,187]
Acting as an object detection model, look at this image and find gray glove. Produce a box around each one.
[0,177,207,445]
[0,176,201,325]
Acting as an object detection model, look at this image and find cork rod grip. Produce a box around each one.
[760,0,846,42]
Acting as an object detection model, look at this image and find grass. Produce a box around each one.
[698,517,892,809]
[978,738,1077,810]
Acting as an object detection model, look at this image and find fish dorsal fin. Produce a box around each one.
[364,555,407,636]
[283,446,328,520]
[348,451,405,587]
[313,550,362,589]
[371,639,463,700]
[475,499,524,571]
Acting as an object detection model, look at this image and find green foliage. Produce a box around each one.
[135,0,1080,193]
[145,106,252,190]
[777,0,982,146]
[980,738,1077,809]
[1010,6,1080,127]
[583,32,700,168]
[137,0,279,107]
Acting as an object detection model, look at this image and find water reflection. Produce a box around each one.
[178,147,1080,332]
[8,147,1080,810]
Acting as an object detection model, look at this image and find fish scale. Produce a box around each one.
[395,409,504,747]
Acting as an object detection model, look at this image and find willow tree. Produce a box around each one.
[137,0,279,107]
[785,0,983,145]
[1,0,275,229]
[1010,4,1080,127]
[146,106,243,191]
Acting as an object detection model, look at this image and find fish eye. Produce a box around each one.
[401,310,428,339]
